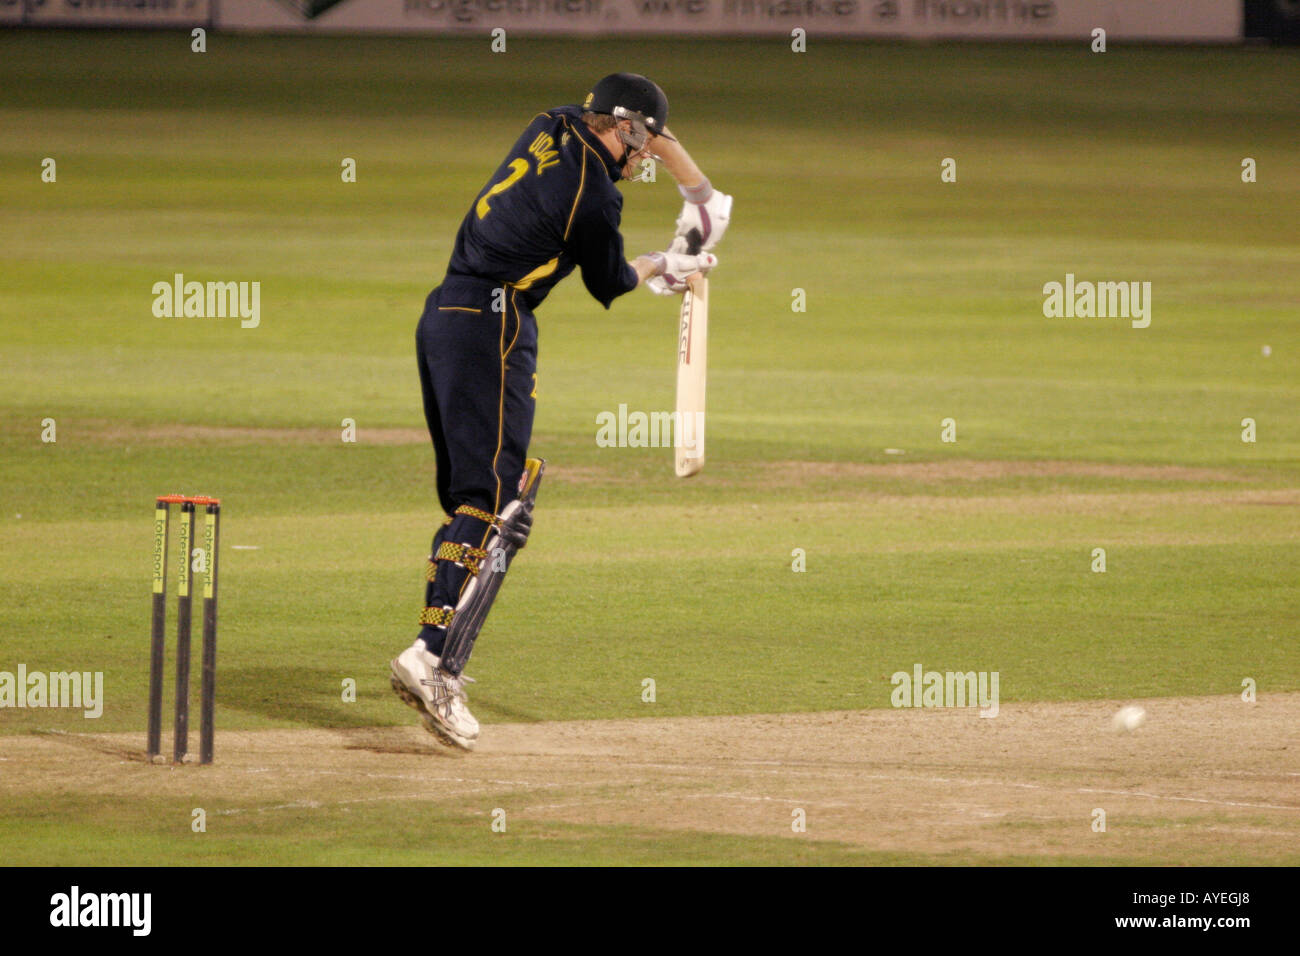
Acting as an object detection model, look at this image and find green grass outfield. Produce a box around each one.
[0,31,1297,865]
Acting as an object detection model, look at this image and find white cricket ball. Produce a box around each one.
[1112,705,1147,732]
[1262,345,1272,357]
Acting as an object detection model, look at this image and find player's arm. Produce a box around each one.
[648,128,707,196]
[650,128,732,251]
[568,186,714,305]
[633,249,717,292]
[630,256,661,285]
[568,200,640,309]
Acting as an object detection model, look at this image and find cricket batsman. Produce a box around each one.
[390,73,733,750]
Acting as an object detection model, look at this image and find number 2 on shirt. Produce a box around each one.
[476,159,529,220]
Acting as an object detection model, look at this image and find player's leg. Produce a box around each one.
[393,284,487,745]
[413,286,459,653]
[393,282,537,748]
[438,295,540,676]
[418,288,516,656]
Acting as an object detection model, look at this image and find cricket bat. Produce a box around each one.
[675,230,708,477]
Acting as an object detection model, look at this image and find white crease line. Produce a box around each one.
[510,793,858,814]
[680,792,861,809]
[212,779,640,817]
[213,764,1300,816]
[497,758,1300,814]
[327,749,1300,816]
[503,796,665,815]
[293,767,568,789]
[174,760,575,791]
[1074,787,1298,812]
[215,786,524,816]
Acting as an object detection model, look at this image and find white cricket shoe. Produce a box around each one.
[390,641,480,751]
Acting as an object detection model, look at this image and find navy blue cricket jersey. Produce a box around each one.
[445,105,639,311]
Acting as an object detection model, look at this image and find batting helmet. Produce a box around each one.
[583,73,669,134]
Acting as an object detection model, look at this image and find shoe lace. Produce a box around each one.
[421,669,474,707]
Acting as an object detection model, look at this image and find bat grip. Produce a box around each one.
[685,227,703,256]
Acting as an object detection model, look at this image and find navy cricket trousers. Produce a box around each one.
[415,275,538,654]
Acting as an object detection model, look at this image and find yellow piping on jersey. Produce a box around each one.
[504,288,523,358]
[565,151,586,241]
[480,299,509,557]
[510,256,559,291]
[559,113,607,168]
[559,114,605,242]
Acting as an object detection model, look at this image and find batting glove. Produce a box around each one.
[645,238,718,296]
[674,181,733,251]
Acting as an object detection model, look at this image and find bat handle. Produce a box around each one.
[684,227,703,256]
